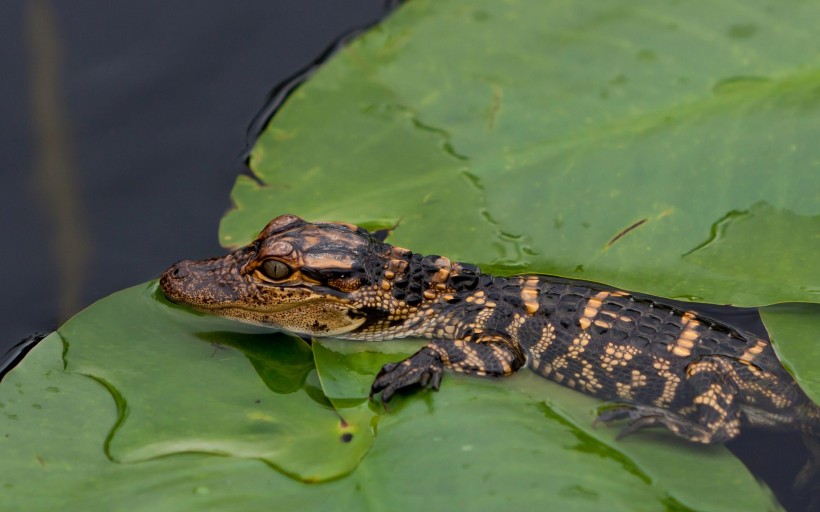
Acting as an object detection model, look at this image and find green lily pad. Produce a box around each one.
[58,284,374,482]
[760,303,820,404]
[1,325,778,511]
[312,338,425,406]
[0,334,349,511]
[683,203,820,303]
[222,0,820,307]
[205,331,316,394]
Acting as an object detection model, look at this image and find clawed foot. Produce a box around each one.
[594,403,715,443]
[594,404,669,440]
[369,347,444,403]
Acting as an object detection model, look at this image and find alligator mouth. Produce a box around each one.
[194,296,344,314]
[169,289,354,317]
[188,299,366,335]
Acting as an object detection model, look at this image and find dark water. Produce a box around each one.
[0,0,391,354]
[0,1,815,510]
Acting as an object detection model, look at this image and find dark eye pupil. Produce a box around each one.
[261,260,291,280]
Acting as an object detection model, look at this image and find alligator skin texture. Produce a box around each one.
[160,214,820,444]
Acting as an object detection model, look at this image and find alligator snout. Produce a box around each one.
[159,260,193,304]
[165,261,190,280]
[159,258,230,305]
[159,249,255,308]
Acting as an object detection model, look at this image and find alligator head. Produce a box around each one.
[160,214,383,336]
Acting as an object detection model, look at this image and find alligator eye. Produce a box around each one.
[260,260,292,280]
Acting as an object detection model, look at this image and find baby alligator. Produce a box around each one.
[160,214,820,444]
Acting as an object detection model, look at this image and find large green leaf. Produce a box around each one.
[1,294,778,510]
[222,0,820,307]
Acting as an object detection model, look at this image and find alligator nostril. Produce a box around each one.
[166,261,190,280]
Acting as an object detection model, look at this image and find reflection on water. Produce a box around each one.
[26,0,89,323]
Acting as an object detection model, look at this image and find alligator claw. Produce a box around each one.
[614,415,668,440]
[594,403,719,443]
[369,348,444,403]
[593,404,635,427]
[595,404,667,438]
[594,405,657,439]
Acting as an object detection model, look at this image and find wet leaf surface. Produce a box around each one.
[761,303,820,403]
[58,284,374,482]
[2,322,778,511]
[312,338,425,406]
[683,203,820,305]
[222,0,820,307]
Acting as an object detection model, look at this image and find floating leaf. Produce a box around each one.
[761,303,820,404]
[58,284,374,482]
[1,327,778,511]
[223,0,820,306]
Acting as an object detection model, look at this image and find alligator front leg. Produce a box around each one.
[370,334,526,403]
